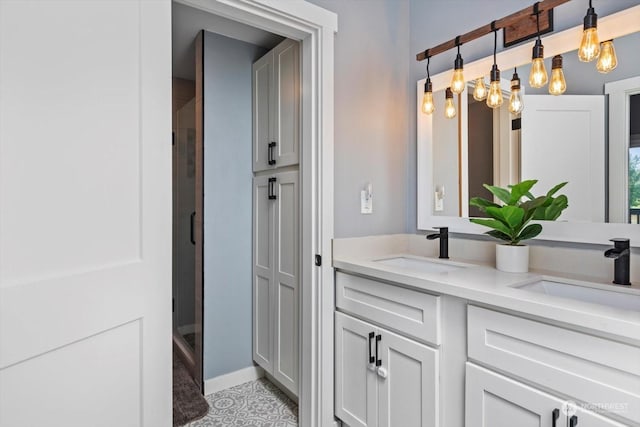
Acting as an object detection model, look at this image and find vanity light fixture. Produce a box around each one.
[444,87,456,119]
[578,0,600,62]
[473,77,488,101]
[421,55,436,114]
[596,40,617,73]
[549,54,567,95]
[450,37,465,94]
[509,68,524,114]
[529,4,548,88]
[487,25,504,109]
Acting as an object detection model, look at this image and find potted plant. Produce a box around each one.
[469,180,568,273]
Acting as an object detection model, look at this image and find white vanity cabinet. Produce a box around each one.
[335,273,440,427]
[252,39,300,172]
[466,305,640,426]
[466,363,627,427]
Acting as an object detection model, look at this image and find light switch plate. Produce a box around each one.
[361,190,372,214]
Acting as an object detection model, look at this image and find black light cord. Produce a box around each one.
[534,2,541,40]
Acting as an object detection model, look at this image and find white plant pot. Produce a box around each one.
[495,244,529,273]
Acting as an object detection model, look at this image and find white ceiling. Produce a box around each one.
[172,2,285,80]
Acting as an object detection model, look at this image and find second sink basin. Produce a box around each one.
[515,279,640,311]
[375,256,466,274]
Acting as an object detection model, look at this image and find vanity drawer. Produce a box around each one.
[336,271,440,346]
[468,305,640,424]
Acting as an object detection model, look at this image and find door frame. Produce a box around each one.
[174,1,337,426]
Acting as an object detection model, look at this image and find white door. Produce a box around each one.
[273,170,299,395]
[466,363,566,427]
[377,328,439,427]
[272,39,300,168]
[253,175,274,371]
[521,95,605,222]
[0,2,171,427]
[335,312,378,427]
[252,52,272,172]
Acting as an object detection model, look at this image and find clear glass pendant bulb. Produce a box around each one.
[529,58,548,88]
[421,91,435,114]
[509,88,523,114]
[473,78,487,101]
[486,80,503,109]
[596,40,617,73]
[450,68,465,94]
[549,68,566,96]
[579,27,600,62]
[444,96,456,119]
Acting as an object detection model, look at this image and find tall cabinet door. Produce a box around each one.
[272,39,300,168]
[252,53,272,172]
[272,170,299,395]
[377,328,439,427]
[252,175,274,371]
[335,312,379,427]
[466,363,566,427]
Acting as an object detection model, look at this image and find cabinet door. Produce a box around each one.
[335,312,378,427]
[466,363,567,427]
[252,51,272,172]
[572,407,628,427]
[252,176,274,370]
[272,39,299,167]
[272,171,299,395]
[377,328,439,427]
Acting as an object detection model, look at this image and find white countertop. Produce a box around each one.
[333,251,640,343]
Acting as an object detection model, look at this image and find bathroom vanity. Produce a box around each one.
[333,235,640,427]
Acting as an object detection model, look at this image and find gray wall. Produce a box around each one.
[203,31,266,380]
[306,0,411,237]
[407,0,640,232]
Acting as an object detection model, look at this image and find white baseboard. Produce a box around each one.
[204,365,264,396]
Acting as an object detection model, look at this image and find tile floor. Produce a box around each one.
[186,378,298,426]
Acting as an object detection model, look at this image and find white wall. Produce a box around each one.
[202,31,267,380]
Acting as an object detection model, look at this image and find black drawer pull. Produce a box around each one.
[368,332,375,363]
[268,142,277,165]
[268,177,277,200]
[552,409,559,427]
[375,334,382,367]
[569,415,578,427]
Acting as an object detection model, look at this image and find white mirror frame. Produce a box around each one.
[417,5,640,246]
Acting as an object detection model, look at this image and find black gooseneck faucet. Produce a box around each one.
[426,227,449,259]
[604,238,631,285]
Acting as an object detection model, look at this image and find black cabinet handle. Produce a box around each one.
[552,409,559,427]
[268,142,277,165]
[368,332,375,363]
[569,415,578,427]
[375,334,382,367]
[190,212,196,245]
[268,177,277,200]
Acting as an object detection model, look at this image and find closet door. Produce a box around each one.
[272,170,299,395]
[272,39,300,168]
[252,52,272,172]
[252,175,274,371]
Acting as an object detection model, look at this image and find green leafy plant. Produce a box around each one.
[469,180,568,246]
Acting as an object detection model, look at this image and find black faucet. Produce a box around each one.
[426,227,449,259]
[604,238,631,285]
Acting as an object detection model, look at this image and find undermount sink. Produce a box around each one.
[515,279,640,311]
[374,256,466,274]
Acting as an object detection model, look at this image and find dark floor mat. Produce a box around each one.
[173,350,208,426]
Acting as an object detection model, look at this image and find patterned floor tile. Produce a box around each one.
[186,378,297,427]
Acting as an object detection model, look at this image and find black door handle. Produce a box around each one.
[190,211,196,245]
[268,177,277,200]
[375,334,382,367]
[268,142,277,165]
[552,409,559,427]
[368,332,375,363]
[569,415,578,427]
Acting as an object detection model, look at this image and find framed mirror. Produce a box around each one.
[417,5,640,245]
